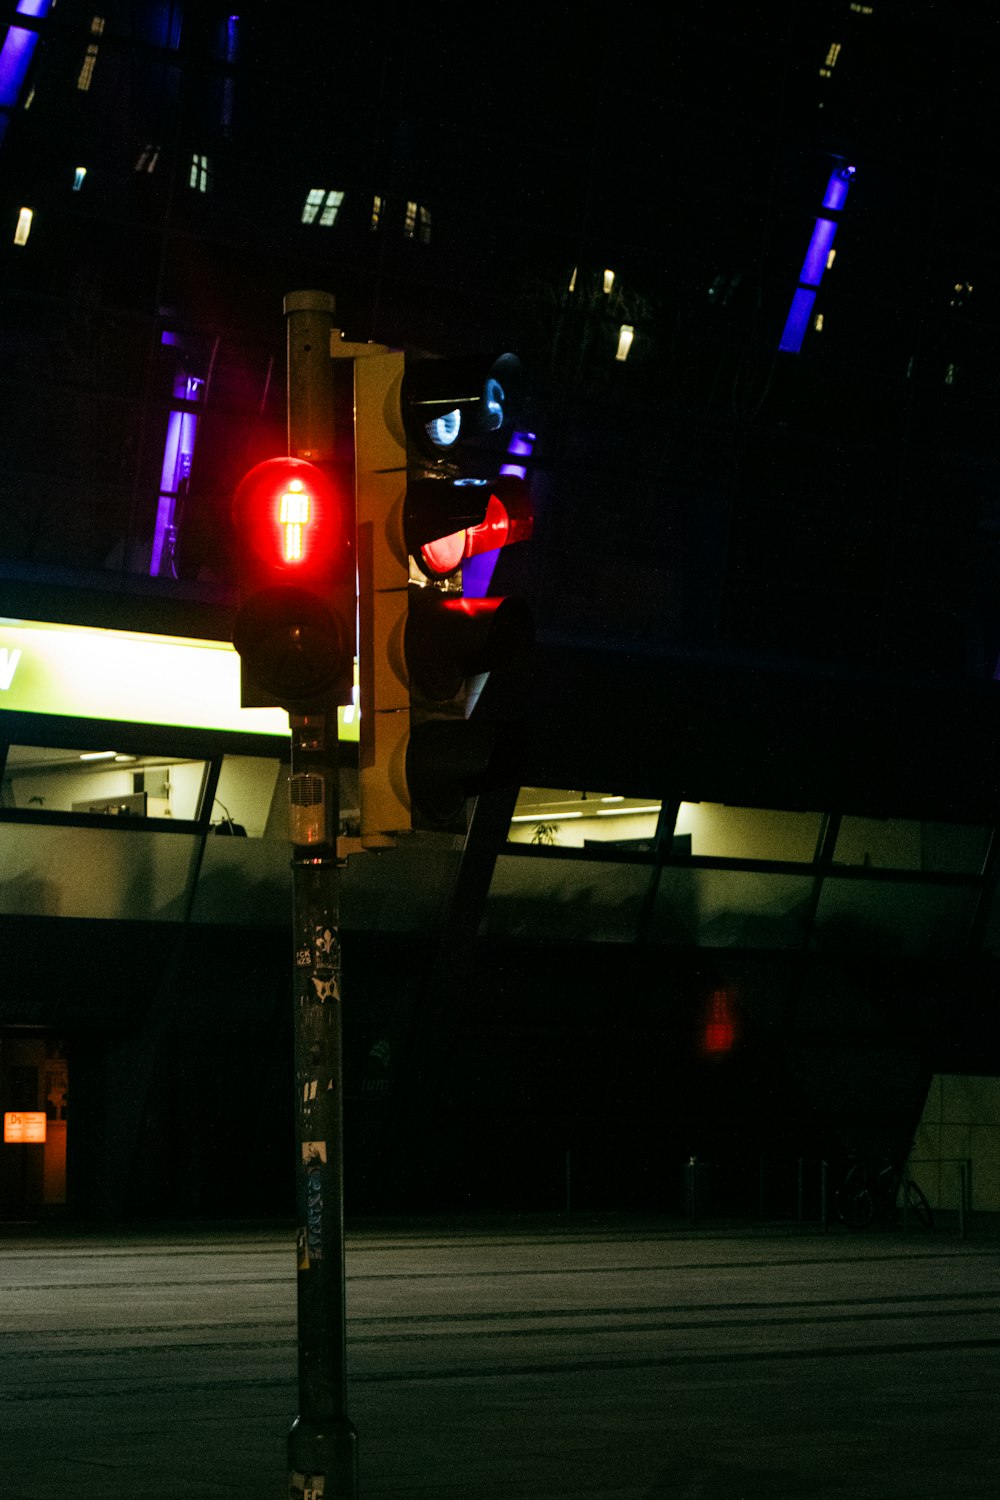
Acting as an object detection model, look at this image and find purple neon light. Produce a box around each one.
[778,288,817,354]
[150,368,203,576]
[822,165,855,212]
[778,163,855,353]
[506,431,536,457]
[0,2,52,141]
[462,430,535,598]
[798,216,838,287]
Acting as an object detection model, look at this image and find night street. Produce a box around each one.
[1,1217,998,1498]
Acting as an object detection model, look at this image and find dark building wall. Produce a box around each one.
[2,909,973,1221]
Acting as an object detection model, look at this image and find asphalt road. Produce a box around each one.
[1,1217,998,1498]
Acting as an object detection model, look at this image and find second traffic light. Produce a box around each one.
[355,348,533,843]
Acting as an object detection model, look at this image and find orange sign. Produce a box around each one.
[4,1112,47,1144]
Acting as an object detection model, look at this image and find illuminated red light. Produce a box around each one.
[700,988,737,1055]
[234,457,340,573]
[420,529,466,577]
[418,489,534,578]
[278,480,311,562]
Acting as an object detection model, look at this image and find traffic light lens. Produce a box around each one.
[235,457,342,572]
[425,409,462,449]
[420,530,466,577]
[482,378,504,432]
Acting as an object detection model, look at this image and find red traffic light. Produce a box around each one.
[408,475,533,580]
[233,457,344,574]
[231,456,355,709]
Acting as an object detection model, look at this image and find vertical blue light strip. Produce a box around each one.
[0,2,53,145]
[462,430,536,598]
[778,164,855,354]
[798,217,838,287]
[0,1,52,105]
[778,289,818,354]
[151,365,202,577]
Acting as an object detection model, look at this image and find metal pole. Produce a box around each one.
[687,1155,698,1227]
[283,289,358,1500]
[286,712,357,1500]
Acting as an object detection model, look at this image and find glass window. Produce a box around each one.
[484,855,650,942]
[812,879,977,956]
[508,788,662,851]
[0,823,198,920]
[648,867,815,948]
[1,747,207,821]
[675,803,824,862]
[211,756,282,838]
[301,189,343,225]
[834,816,990,873]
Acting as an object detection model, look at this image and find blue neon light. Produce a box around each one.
[426,409,461,448]
[150,366,203,576]
[777,162,855,354]
[0,2,52,108]
[798,217,838,287]
[482,378,504,432]
[822,165,855,212]
[462,430,535,598]
[778,288,817,354]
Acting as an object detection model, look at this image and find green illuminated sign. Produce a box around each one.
[0,618,360,742]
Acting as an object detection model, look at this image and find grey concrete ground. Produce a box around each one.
[0,1215,998,1498]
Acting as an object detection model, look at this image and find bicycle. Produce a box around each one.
[834,1154,934,1230]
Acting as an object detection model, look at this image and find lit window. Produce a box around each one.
[945,363,957,385]
[814,313,824,331]
[826,247,837,270]
[402,199,432,240]
[319,190,343,226]
[370,194,382,230]
[189,153,210,192]
[73,166,87,192]
[77,43,98,90]
[14,207,32,246]
[614,324,634,361]
[568,266,577,293]
[602,268,615,294]
[302,189,342,226]
[825,42,842,66]
[135,144,160,173]
[507,788,663,849]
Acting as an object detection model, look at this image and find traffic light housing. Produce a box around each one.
[355,349,533,843]
[232,455,355,711]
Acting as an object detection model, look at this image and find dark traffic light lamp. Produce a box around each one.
[232,455,355,711]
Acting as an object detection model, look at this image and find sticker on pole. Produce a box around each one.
[290,1472,325,1499]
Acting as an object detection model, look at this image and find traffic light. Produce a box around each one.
[232,454,355,711]
[354,348,533,843]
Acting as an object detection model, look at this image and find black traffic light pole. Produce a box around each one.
[284,290,358,1500]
